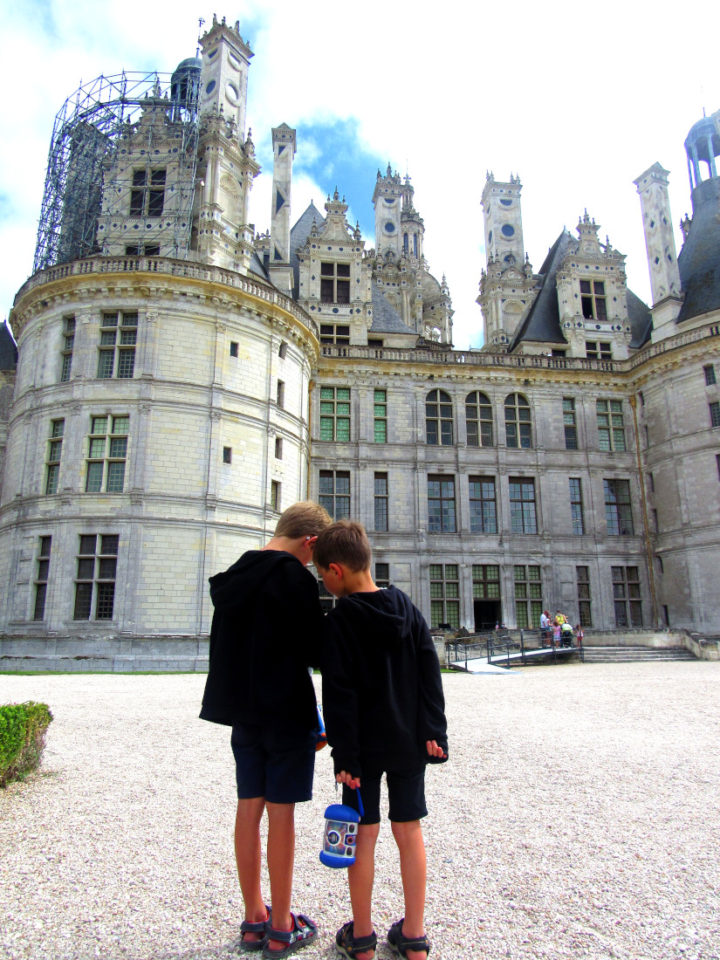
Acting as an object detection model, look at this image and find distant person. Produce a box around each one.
[200,501,331,956]
[575,624,584,648]
[540,610,551,646]
[315,520,448,960]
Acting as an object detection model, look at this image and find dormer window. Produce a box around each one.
[320,262,350,304]
[580,280,607,321]
[130,169,166,217]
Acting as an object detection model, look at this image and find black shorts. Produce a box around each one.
[342,763,427,824]
[231,723,315,804]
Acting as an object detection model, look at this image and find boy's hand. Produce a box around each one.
[336,770,361,789]
[426,740,448,761]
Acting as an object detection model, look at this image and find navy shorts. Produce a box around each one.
[231,723,316,804]
[342,763,427,824]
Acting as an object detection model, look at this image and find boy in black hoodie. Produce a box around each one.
[315,521,448,960]
[200,501,330,957]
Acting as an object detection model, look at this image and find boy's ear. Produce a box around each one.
[328,561,344,579]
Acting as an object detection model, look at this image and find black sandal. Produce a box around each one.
[240,905,271,952]
[336,921,377,959]
[387,919,430,958]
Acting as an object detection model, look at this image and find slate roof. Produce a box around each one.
[677,177,720,324]
[289,202,325,298]
[509,231,571,350]
[370,284,416,334]
[248,250,270,281]
[0,320,17,370]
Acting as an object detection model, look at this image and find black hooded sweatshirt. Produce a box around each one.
[200,550,323,735]
[321,585,448,778]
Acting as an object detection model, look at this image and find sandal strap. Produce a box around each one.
[337,920,378,955]
[388,919,430,957]
[267,912,317,945]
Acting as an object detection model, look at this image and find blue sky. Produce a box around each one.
[1,0,718,348]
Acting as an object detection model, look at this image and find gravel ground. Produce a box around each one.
[1,662,719,960]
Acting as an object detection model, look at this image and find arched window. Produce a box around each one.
[426,389,453,445]
[466,391,493,447]
[504,393,532,448]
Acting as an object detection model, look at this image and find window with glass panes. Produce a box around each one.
[710,401,720,427]
[86,415,129,493]
[514,565,542,628]
[375,563,390,588]
[586,341,612,361]
[563,397,578,449]
[426,389,454,446]
[73,534,119,620]
[569,477,584,535]
[60,316,75,382]
[374,472,388,531]
[320,387,350,441]
[472,565,500,603]
[373,389,387,443]
[319,470,350,519]
[429,564,460,629]
[97,311,138,379]
[509,478,537,534]
[320,262,350,303]
[469,476,497,533]
[33,536,52,621]
[465,391,493,447]
[580,280,607,320]
[604,478,633,535]
[597,399,625,451]
[129,168,165,216]
[704,364,716,385]
[612,565,642,627]
[504,393,532,448]
[427,475,456,533]
[45,419,64,494]
[320,324,350,346]
[576,566,592,627]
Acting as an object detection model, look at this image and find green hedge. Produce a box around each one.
[0,701,53,788]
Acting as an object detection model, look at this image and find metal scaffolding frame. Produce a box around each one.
[34,71,199,273]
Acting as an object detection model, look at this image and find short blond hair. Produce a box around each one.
[314,520,372,573]
[275,501,331,539]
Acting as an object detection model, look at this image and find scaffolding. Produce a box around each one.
[34,69,200,273]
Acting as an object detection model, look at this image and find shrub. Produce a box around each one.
[0,701,53,788]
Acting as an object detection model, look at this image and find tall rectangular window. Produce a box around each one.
[580,280,607,321]
[576,565,592,627]
[710,401,720,428]
[569,477,584,535]
[33,536,52,621]
[73,534,119,620]
[270,480,281,512]
[469,476,497,534]
[604,479,633,535]
[97,311,138,379]
[427,475,456,533]
[274,437,283,459]
[45,419,64,494]
[514,565,542,629]
[60,316,75,382]
[509,478,537,534]
[563,397,578,450]
[612,565,643,627]
[130,168,165,216]
[320,386,350,441]
[276,380,285,408]
[472,564,500,603]
[429,564,460,629]
[466,392,493,447]
[320,262,351,304]
[86,415,129,493]
[319,470,350,520]
[373,389,387,443]
[597,399,626,451]
[375,562,390,589]
[704,364,716,385]
[374,472,388,532]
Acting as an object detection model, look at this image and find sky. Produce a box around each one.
[0,0,717,349]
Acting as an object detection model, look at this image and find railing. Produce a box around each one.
[447,628,584,669]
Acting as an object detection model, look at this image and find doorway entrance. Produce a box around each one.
[474,599,501,632]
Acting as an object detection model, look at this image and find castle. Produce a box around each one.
[1,16,719,668]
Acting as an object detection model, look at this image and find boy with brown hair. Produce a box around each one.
[315,520,448,960]
[200,501,331,958]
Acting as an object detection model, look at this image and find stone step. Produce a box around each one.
[583,645,696,663]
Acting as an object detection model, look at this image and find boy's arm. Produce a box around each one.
[321,613,363,779]
[415,610,449,761]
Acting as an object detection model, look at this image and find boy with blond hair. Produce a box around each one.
[201,501,331,958]
[315,520,448,960]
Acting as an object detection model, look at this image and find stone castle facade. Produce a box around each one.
[1,16,720,666]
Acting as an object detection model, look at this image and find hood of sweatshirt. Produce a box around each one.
[209,550,302,614]
[334,585,414,647]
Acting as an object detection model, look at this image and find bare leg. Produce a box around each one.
[347,823,380,959]
[265,801,296,952]
[391,820,428,960]
[235,797,268,944]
